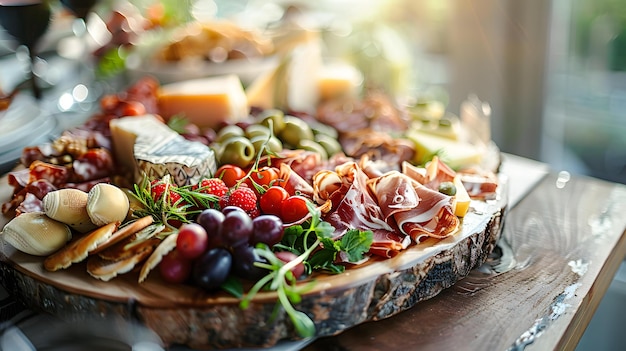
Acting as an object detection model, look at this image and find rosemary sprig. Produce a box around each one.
[130,174,221,228]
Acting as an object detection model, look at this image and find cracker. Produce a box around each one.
[86,245,155,282]
[90,216,154,255]
[43,221,119,272]
[138,233,178,283]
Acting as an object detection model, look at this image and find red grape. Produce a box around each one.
[275,251,305,280]
[159,249,192,284]
[251,215,284,246]
[176,223,208,260]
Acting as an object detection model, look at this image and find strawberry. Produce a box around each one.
[151,179,183,206]
[198,178,228,197]
[150,180,167,199]
[221,186,259,217]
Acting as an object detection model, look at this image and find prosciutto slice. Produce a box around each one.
[369,171,459,243]
[457,168,498,200]
[402,156,456,191]
[313,162,409,258]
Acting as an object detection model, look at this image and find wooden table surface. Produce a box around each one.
[304,154,626,351]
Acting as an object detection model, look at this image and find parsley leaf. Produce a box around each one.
[339,229,374,262]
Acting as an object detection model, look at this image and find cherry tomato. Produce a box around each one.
[215,164,246,188]
[118,100,146,116]
[247,166,280,193]
[280,195,310,223]
[259,186,289,216]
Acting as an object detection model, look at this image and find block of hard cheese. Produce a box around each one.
[405,129,483,170]
[157,75,249,131]
[110,115,217,186]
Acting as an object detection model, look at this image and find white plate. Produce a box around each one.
[0,94,49,148]
[0,94,57,173]
[125,55,278,86]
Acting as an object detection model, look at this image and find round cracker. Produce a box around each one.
[44,221,119,272]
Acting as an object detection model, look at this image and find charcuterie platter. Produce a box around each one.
[0,36,506,348]
[0,178,506,349]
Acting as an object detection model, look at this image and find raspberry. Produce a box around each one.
[222,186,259,217]
[198,178,228,197]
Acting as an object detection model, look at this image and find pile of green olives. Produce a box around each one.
[211,110,342,167]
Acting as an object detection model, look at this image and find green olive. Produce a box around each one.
[258,109,286,135]
[438,181,457,196]
[250,135,283,155]
[298,139,328,160]
[280,116,314,148]
[209,143,224,162]
[310,121,339,139]
[315,134,342,156]
[219,136,256,168]
[245,124,272,139]
[216,125,245,143]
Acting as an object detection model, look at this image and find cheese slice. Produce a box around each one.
[110,115,177,176]
[110,115,217,186]
[405,129,483,170]
[453,175,471,217]
[157,75,249,130]
[317,63,362,102]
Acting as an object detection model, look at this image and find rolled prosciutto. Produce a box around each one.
[369,171,459,243]
[313,162,410,258]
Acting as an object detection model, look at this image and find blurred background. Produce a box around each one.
[1,0,625,349]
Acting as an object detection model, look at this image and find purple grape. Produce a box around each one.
[192,247,232,291]
[221,210,253,247]
[196,208,225,248]
[251,215,284,246]
[231,245,269,281]
[221,205,246,216]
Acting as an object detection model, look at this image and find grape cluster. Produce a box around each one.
[159,206,286,291]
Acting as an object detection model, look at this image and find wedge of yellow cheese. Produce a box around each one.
[453,175,471,217]
[157,75,249,131]
[318,63,362,102]
[405,129,483,170]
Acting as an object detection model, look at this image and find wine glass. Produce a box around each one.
[55,0,101,117]
[0,1,51,100]
[60,0,97,21]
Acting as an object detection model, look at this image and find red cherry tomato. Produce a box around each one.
[259,186,289,216]
[247,166,280,193]
[280,195,310,223]
[215,164,246,188]
[118,100,146,116]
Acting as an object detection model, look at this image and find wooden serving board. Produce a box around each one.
[0,176,507,350]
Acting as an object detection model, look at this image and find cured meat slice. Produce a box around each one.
[457,168,498,200]
[369,171,459,243]
[402,156,456,191]
[313,162,409,258]
[277,163,314,198]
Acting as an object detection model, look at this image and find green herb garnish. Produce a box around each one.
[240,202,373,337]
